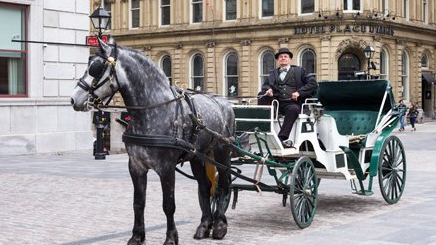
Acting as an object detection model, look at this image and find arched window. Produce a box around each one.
[224,52,239,97]
[300,48,316,78]
[160,55,171,85]
[259,50,275,90]
[401,51,410,100]
[421,53,429,69]
[190,53,204,91]
[338,53,360,80]
[380,49,388,79]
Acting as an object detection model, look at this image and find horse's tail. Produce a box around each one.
[205,152,217,197]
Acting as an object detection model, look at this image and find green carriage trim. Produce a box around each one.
[317,79,395,113]
[233,107,271,119]
[233,106,273,132]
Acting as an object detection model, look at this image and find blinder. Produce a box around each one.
[76,43,120,109]
[89,59,105,79]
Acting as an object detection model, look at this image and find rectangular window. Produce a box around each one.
[382,0,388,15]
[404,0,409,20]
[0,4,26,96]
[160,0,170,26]
[131,0,140,28]
[103,0,112,29]
[344,0,360,11]
[261,0,274,17]
[301,0,314,14]
[225,0,236,21]
[192,0,203,23]
[423,0,428,24]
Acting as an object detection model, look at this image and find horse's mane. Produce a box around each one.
[116,45,170,86]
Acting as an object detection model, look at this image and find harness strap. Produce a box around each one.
[122,132,274,189]
[122,133,194,151]
[99,93,184,110]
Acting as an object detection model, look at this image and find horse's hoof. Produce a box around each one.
[163,237,178,245]
[127,236,145,245]
[193,222,212,239]
[164,230,178,245]
[212,220,227,240]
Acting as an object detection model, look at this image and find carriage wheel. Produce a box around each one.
[378,135,406,204]
[210,173,232,213]
[289,157,318,229]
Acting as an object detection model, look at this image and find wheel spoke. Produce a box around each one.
[378,136,406,204]
[290,157,317,228]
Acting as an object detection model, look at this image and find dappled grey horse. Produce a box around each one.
[70,38,235,245]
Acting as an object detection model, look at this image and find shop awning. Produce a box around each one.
[422,73,435,84]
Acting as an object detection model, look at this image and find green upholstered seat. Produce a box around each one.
[325,110,379,135]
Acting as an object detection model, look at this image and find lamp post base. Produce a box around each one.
[95,153,106,160]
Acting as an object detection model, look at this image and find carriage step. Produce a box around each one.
[315,169,346,179]
[353,189,374,196]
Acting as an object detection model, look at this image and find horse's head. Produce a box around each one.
[71,37,120,111]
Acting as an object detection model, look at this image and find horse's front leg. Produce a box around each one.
[190,157,213,239]
[127,159,148,245]
[159,165,178,245]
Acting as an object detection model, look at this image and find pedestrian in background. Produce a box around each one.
[408,102,419,131]
[398,99,407,132]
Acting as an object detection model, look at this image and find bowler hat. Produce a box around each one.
[275,47,293,59]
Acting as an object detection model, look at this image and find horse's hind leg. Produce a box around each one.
[128,159,148,245]
[158,165,178,245]
[190,157,213,239]
[212,147,231,240]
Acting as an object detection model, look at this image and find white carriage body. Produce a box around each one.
[233,87,396,182]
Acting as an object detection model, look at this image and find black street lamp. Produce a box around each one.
[90,7,111,37]
[89,7,111,160]
[364,45,375,80]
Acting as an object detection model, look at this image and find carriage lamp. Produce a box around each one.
[90,7,111,37]
[364,45,375,80]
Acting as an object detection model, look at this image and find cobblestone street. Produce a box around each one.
[1,122,436,245]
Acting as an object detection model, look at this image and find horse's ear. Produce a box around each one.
[98,37,111,56]
[108,36,116,45]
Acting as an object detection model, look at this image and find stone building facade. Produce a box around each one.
[0,0,94,155]
[91,0,436,151]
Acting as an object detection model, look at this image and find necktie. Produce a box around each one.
[279,68,287,80]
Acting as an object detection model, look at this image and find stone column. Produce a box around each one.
[205,41,217,93]
[320,35,332,81]
[240,39,252,96]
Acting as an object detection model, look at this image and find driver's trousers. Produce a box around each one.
[258,95,300,141]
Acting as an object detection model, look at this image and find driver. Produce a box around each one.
[258,47,318,148]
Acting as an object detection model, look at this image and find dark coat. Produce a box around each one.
[260,65,318,103]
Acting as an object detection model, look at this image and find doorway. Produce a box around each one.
[338,53,361,80]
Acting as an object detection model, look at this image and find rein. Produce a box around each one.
[97,91,185,110]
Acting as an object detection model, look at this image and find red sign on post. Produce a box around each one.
[86,35,109,46]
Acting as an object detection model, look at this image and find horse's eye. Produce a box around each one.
[89,60,105,78]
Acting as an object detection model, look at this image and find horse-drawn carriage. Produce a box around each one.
[71,38,405,244]
[227,79,406,228]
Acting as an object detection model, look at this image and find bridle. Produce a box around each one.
[76,44,121,110]
[76,43,185,111]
